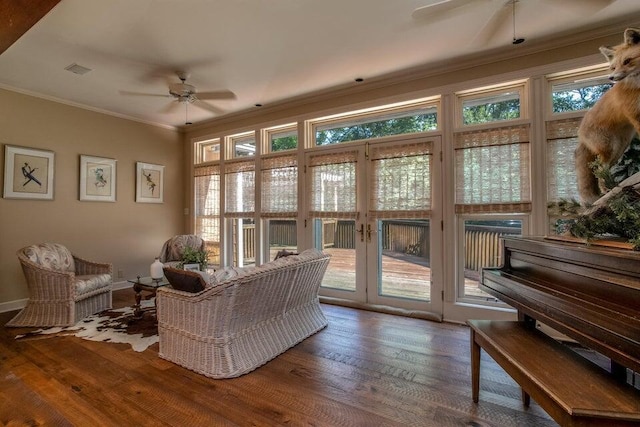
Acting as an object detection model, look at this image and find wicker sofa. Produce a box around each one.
[156,248,330,379]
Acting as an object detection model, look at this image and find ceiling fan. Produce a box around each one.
[412,0,615,45]
[120,71,236,121]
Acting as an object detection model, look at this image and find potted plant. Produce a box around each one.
[178,246,209,271]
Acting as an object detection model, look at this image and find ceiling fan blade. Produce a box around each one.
[472,0,512,45]
[193,99,225,116]
[412,0,473,20]
[119,90,172,98]
[411,0,491,21]
[195,90,237,101]
[159,101,181,114]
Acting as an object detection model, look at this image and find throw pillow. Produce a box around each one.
[274,249,298,260]
[163,267,206,293]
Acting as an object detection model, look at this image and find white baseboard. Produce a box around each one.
[1,281,131,314]
[0,298,27,314]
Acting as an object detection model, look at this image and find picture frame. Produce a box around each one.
[3,145,55,200]
[183,263,201,272]
[79,155,117,202]
[135,162,164,203]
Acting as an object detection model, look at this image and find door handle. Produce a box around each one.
[357,224,364,242]
[366,224,372,242]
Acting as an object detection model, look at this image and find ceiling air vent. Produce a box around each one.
[64,63,92,75]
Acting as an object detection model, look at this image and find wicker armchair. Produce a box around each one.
[158,234,205,267]
[157,249,330,378]
[6,243,113,327]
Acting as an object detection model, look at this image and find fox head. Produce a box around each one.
[600,28,640,83]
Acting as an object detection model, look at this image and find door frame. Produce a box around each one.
[306,136,444,318]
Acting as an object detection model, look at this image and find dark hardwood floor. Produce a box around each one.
[0,289,556,426]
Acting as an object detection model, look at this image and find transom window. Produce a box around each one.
[195,138,220,164]
[311,99,439,146]
[265,124,298,153]
[548,67,611,115]
[228,132,256,158]
[457,82,526,127]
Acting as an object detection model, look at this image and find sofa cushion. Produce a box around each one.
[163,267,206,293]
[24,243,75,272]
[212,266,254,284]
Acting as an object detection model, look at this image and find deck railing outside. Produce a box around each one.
[231,220,514,272]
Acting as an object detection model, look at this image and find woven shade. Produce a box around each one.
[369,141,433,219]
[194,165,221,241]
[455,124,531,213]
[261,154,298,218]
[307,150,358,219]
[546,117,581,202]
[225,160,255,217]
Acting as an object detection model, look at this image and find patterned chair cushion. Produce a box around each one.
[24,243,75,272]
[75,274,112,296]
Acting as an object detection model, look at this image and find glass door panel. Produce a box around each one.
[265,219,297,262]
[314,219,357,292]
[378,219,431,301]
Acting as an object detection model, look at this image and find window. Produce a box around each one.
[265,124,298,152]
[545,67,611,234]
[454,83,530,305]
[312,100,438,146]
[548,67,611,114]
[459,218,524,301]
[228,132,256,158]
[224,160,255,267]
[195,138,220,164]
[457,83,525,126]
[194,164,221,265]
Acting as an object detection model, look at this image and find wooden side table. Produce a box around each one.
[127,276,169,318]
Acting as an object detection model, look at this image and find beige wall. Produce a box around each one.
[0,89,184,305]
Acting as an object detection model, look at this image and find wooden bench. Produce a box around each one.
[469,320,640,427]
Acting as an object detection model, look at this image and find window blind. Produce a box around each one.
[369,141,433,219]
[194,164,220,242]
[224,160,255,217]
[546,117,581,202]
[307,150,358,219]
[261,154,298,218]
[454,124,531,214]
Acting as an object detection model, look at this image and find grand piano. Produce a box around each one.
[480,236,640,378]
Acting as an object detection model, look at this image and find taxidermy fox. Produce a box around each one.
[576,27,640,204]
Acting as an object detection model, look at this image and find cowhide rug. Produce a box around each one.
[14,299,158,352]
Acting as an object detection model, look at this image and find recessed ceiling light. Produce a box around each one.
[64,63,92,75]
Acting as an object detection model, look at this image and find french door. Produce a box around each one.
[306,136,443,317]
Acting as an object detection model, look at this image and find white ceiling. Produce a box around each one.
[2,0,640,129]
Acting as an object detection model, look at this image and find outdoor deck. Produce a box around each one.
[274,247,490,301]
